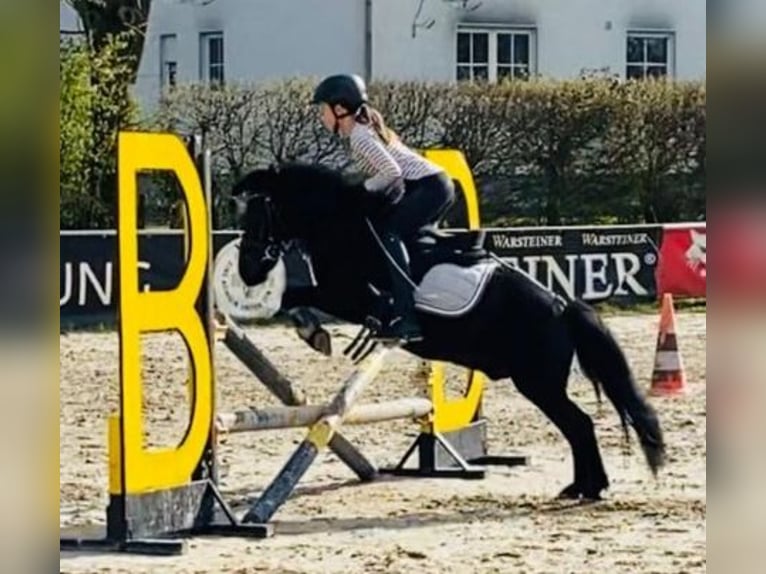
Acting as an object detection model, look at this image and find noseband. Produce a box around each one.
[236,193,286,262]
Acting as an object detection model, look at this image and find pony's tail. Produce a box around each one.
[564,299,666,476]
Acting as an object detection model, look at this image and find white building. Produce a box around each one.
[61,0,706,111]
[59,1,85,36]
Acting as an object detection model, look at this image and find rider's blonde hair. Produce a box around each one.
[355,104,399,146]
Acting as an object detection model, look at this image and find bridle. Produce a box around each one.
[235,192,286,263]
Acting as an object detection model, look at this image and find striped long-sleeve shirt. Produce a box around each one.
[349,123,442,193]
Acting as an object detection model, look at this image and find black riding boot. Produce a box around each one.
[378,233,422,342]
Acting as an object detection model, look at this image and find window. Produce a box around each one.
[159,34,177,90]
[457,27,535,82]
[200,32,224,85]
[626,32,674,79]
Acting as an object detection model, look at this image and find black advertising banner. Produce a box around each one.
[61,225,663,327]
[60,231,239,328]
[483,225,663,304]
[60,230,315,327]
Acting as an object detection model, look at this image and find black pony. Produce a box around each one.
[231,162,665,500]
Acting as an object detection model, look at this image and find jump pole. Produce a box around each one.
[242,345,395,524]
[220,313,379,481]
[217,398,433,433]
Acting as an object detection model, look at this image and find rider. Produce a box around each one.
[312,74,456,342]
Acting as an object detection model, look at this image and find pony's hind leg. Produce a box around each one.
[510,333,609,500]
[515,373,609,500]
[552,398,609,500]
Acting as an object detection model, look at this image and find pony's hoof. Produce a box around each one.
[309,329,332,356]
[557,483,605,502]
[579,492,604,503]
[557,483,582,500]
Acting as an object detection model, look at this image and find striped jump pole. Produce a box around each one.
[217,397,432,433]
[243,345,394,524]
[219,314,379,482]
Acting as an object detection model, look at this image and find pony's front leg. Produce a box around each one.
[281,288,332,356]
[287,308,332,356]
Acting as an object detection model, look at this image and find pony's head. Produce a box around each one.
[232,164,280,198]
[231,165,288,286]
[232,162,361,286]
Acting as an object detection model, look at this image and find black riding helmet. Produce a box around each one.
[312,74,368,114]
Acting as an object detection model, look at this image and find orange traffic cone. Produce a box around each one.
[650,293,687,396]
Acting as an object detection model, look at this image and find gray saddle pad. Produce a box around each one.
[414,262,498,317]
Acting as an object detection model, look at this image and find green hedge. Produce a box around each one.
[60,71,705,228]
[60,35,137,229]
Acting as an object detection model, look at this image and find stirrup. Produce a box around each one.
[372,316,423,344]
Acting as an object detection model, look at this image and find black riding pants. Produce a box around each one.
[378,172,456,241]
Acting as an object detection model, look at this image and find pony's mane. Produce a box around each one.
[276,162,353,202]
[279,161,346,183]
[268,162,364,234]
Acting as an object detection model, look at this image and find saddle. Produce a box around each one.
[411,227,488,273]
[285,226,496,321]
[407,227,496,318]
